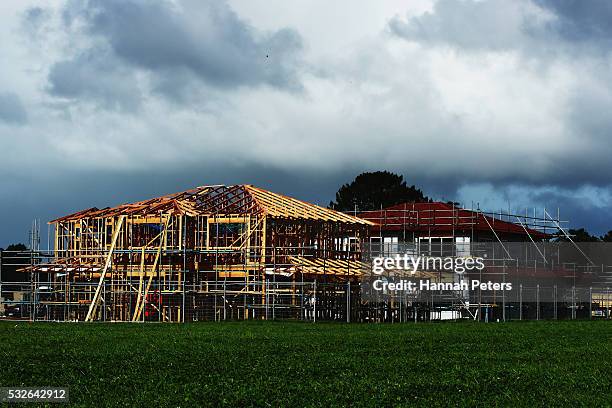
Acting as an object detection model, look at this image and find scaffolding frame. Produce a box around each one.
[354,202,567,242]
[4,185,372,322]
[3,191,612,323]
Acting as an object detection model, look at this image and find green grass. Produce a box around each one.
[1,321,611,407]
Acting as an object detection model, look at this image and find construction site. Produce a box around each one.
[1,184,612,323]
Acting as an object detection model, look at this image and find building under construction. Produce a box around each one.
[358,201,612,321]
[7,184,372,322]
[2,186,612,322]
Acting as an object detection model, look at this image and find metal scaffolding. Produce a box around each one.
[1,184,371,322]
[2,188,612,323]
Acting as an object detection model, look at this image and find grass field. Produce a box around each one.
[1,321,611,407]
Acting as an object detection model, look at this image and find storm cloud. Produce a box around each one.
[48,48,142,111]
[1,0,612,246]
[52,0,303,105]
[535,0,612,45]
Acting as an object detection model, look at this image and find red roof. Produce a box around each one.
[358,201,553,240]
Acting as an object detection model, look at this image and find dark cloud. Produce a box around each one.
[48,48,142,111]
[51,0,303,107]
[0,164,355,248]
[522,187,612,235]
[455,182,612,236]
[535,0,612,45]
[0,92,27,125]
[3,0,612,245]
[387,0,612,192]
[3,165,610,248]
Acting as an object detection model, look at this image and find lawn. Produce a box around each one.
[0,320,611,407]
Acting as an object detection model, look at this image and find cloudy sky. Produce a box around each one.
[1,0,612,247]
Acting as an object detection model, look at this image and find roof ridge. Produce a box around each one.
[50,183,374,225]
[244,185,373,225]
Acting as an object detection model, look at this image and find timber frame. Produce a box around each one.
[25,185,373,322]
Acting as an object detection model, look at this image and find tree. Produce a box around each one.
[329,171,430,211]
[3,243,28,251]
[0,243,29,282]
[601,231,612,242]
[556,228,600,242]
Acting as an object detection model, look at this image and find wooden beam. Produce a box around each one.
[85,215,126,322]
[132,216,169,322]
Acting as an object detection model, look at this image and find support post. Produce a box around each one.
[519,284,523,321]
[554,285,557,320]
[182,216,186,323]
[132,216,169,322]
[589,287,592,320]
[572,286,576,320]
[606,287,610,319]
[85,215,126,322]
[0,250,2,317]
[313,280,317,323]
[536,284,540,321]
[346,281,350,323]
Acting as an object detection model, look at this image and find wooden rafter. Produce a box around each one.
[49,184,372,226]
